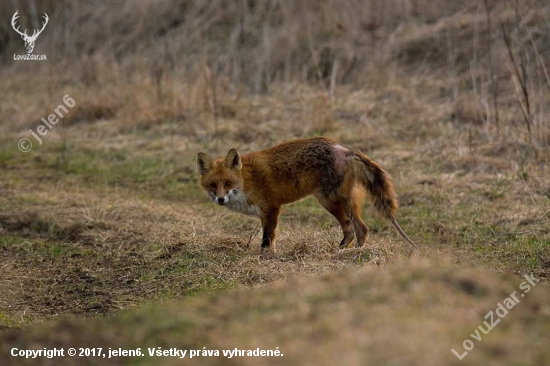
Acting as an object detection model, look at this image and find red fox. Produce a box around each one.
[196,137,414,251]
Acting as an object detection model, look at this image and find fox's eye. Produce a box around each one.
[225,181,231,187]
[210,183,217,189]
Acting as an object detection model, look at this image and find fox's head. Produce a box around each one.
[196,149,243,206]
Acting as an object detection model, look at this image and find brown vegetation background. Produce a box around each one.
[1,1,549,149]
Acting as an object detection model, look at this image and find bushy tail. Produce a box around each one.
[350,151,397,220]
[350,151,416,247]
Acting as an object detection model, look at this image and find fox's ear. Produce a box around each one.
[196,153,214,175]
[224,149,242,171]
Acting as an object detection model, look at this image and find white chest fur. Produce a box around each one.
[225,190,261,217]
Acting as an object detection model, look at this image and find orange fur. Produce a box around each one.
[197,137,414,251]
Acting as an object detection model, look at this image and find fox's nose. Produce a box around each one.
[217,197,225,205]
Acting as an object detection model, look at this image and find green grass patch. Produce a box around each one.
[0,141,203,201]
[0,234,94,259]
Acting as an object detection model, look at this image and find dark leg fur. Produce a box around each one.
[261,207,280,251]
[351,217,369,247]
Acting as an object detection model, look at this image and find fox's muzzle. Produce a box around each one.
[215,196,229,205]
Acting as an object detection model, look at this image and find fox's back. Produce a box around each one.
[241,137,350,203]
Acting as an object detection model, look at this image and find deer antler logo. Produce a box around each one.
[11,11,49,54]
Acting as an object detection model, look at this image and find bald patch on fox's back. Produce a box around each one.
[332,144,349,176]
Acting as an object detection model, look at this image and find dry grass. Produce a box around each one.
[0,165,403,326]
[2,260,550,366]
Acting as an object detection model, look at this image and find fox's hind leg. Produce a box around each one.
[315,194,355,248]
[349,185,369,247]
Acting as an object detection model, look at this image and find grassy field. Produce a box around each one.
[1,0,549,365]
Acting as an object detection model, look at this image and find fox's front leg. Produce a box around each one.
[260,207,281,251]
